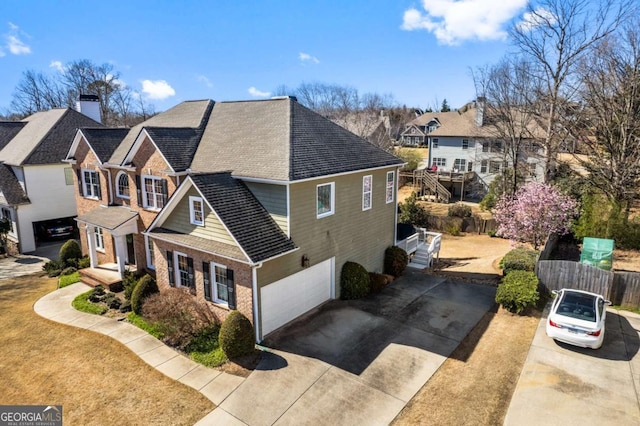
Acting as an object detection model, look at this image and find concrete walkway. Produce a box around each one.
[33,283,245,410]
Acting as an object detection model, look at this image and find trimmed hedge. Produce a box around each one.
[131,274,159,315]
[384,246,408,277]
[495,270,539,314]
[340,261,370,300]
[448,203,472,218]
[500,248,539,274]
[218,310,255,358]
[369,272,389,293]
[59,239,82,266]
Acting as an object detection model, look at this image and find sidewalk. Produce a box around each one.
[33,283,246,417]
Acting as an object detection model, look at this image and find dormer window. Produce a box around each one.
[116,172,130,199]
[189,196,204,226]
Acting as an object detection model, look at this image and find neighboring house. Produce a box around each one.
[67,97,403,342]
[0,102,102,254]
[404,100,546,199]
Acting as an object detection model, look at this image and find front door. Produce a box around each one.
[126,234,135,265]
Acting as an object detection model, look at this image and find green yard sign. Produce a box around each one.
[580,237,614,271]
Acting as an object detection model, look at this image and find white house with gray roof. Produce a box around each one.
[0,106,101,253]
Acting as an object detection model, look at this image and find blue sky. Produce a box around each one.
[0,0,532,114]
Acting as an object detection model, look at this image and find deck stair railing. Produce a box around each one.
[416,169,451,203]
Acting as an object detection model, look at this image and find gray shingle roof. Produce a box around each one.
[0,163,30,205]
[190,173,296,263]
[149,228,246,261]
[109,100,214,165]
[75,206,138,231]
[191,98,403,180]
[144,128,200,172]
[79,128,130,163]
[0,109,102,166]
[0,122,26,151]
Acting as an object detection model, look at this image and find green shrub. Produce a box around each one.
[186,325,228,367]
[487,229,497,237]
[218,311,255,359]
[102,293,121,310]
[448,203,472,218]
[398,192,430,227]
[142,288,215,349]
[500,248,539,274]
[43,260,63,277]
[369,272,389,293]
[445,222,461,236]
[59,239,82,266]
[61,266,77,276]
[123,269,142,301]
[384,246,408,277]
[340,261,371,300]
[78,256,90,269]
[119,300,132,313]
[130,274,158,315]
[88,285,106,303]
[495,270,540,314]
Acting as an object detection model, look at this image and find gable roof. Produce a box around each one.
[0,164,30,205]
[0,108,102,166]
[78,128,130,163]
[190,173,296,263]
[190,98,403,181]
[110,100,213,166]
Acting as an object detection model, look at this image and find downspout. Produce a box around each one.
[394,167,399,244]
[105,168,113,205]
[252,262,263,343]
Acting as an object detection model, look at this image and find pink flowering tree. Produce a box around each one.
[493,182,578,250]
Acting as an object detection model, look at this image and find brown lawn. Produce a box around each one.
[0,273,213,425]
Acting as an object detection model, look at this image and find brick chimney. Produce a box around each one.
[76,94,101,123]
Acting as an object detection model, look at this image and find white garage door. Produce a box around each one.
[261,257,334,337]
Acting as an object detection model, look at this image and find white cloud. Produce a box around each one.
[248,86,270,97]
[197,75,213,88]
[516,7,556,32]
[3,23,31,55]
[0,48,5,57]
[141,79,175,100]
[401,0,527,45]
[299,52,320,64]
[49,60,64,72]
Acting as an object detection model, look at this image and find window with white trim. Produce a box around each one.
[462,139,469,149]
[467,161,473,172]
[317,182,335,218]
[95,227,105,251]
[454,159,466,171]
[174,251,194,289]
[145,235,155,270]
[362,175,372,211]
[386,171,395,204]
[116,172,130,198]
[492,141,503,152]
[142,175,165,210]
[212,262,229,304]
[489,161,502,173]
[482,142,490,152]
[189,196,204,225]
[432,138,439,148]
[480,160,488,173]
[82,169,100,198]
[432,158,446,167]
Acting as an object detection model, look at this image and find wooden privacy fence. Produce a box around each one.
[536,260,640,309]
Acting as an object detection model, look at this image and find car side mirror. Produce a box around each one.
[605,300,612,306]
[551,290,558,296]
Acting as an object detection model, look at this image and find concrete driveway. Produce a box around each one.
[203,270,497,426]
[505,307,640,425]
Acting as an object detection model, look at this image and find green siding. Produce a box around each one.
[245,182,288,234]
[162,187,237,245]
[257,167,398,297]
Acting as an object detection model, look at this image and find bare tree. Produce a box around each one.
[510,0,634,181]
[473,58,544,197]
[571,26,640,229]
[9,59,155,126]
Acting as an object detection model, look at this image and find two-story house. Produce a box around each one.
[405,100,545,199]
[0,101,102,254]
[67,97,403,341]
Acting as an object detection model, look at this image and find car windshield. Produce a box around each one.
[557,292,597,322]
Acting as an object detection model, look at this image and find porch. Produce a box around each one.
[396,227,442,269]
[79,263,138,292]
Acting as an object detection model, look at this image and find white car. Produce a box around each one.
[546,288,611,349]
